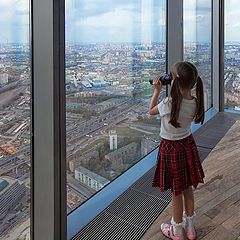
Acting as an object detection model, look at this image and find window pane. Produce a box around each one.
[65,0,166,212]
[0,1,31,239]
[183,0,212,111]
[224,0,240,111]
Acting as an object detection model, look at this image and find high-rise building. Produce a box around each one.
[0,73,8,85]
[109,130,117,150]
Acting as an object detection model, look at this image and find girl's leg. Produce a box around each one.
[161,193,184,239]
[183,186,194,216]
[172,194,183,223]
[183,186,197,239]
[171,194,184,237]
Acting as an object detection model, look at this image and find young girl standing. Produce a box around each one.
[149,61,205,240]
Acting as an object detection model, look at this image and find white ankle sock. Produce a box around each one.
[171,217,183,236]
[183,212,196,232]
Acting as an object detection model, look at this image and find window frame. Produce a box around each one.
[30,0,224,239]
[31,0,66,239]
[66,1,169,238]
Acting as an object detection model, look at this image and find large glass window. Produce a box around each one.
[224,0,240,111]
[0,0,31,239]
[65,0,166,212]
[183,0,212,111]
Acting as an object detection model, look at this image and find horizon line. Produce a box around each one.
[0,41,240,45]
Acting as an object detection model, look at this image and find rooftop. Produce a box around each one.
[0,179,9,192]
[75,166,110,185]
[0,176,16,193]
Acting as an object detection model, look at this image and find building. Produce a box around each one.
[204,89,209,111]
[74,91,95,98]
[0,177,26,218]
[66,82,76,93]
[109,130,117,150]
[0,73,8,85]
[95,98,125,113]
[105,142,139,166]
[75,166,110,191]
[90,81,109,88]
[141,136,159,157]
[69,150,100,172]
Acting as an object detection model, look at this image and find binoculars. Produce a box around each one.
[149,73,173,86]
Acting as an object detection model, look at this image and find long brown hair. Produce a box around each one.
[195,76,205,124]
[169,61,205,128]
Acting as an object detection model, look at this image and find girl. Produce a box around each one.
[149,61,205,240]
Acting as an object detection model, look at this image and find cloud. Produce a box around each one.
[0,0,29,43]
[75,9,133,28]
[66,0,166,25]
[0,0,239,43]
[66,0,166,43]
[66,0,140,21]
[184,0,211,43]
[0,0,29,24]
[225,0,240,42]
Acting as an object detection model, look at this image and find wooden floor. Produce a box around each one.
[141,119,240,240]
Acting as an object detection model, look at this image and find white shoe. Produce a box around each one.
[183,212,197,240]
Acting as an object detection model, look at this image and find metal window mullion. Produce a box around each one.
[219,0,225,111]
[167,0,183,72]
[166,0,183,96]
[211,0,214,108]
[31,0,66,239]
[212,0,223,112]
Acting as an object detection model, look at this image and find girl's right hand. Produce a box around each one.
[153,75,162,91]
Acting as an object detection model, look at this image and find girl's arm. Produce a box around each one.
[149,75,162,115]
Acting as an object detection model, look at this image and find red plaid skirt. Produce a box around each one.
[152,134,204,196]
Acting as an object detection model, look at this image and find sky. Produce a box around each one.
[65,0,166,43]
[0,0,29,44]
[0,0,239,44]
[184,0,212,43]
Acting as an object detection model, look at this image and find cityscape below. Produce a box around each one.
[0,42,239,239]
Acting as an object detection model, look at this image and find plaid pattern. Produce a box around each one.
[152,134,205,196]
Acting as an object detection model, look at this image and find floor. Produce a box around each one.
[72,112,240,240]
[141,118,240,240]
